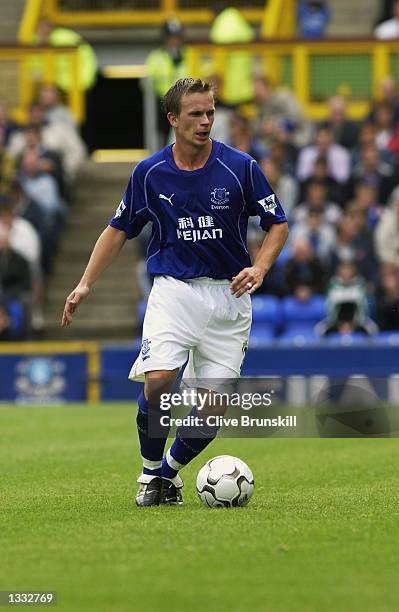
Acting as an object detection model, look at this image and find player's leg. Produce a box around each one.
[162,282,251,485]
[135,369,179,506]
[131,277,210,506]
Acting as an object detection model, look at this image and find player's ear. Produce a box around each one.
[167,111,178,128]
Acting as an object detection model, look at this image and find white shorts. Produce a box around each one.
[129,275,252,383]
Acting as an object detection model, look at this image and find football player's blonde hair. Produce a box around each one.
[163,78,216,117]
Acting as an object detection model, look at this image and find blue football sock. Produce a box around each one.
[137,391,170,478]
[162,406,219,479]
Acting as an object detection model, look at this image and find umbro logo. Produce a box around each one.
[257,194,277,215]
[159,193,175,206]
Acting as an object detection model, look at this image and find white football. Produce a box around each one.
[196,455,254,508]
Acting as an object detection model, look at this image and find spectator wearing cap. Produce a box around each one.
[146,19,188,145]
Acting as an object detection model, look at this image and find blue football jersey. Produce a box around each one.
[109,140,287,280]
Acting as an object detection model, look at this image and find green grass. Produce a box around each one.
[1,404,399,612]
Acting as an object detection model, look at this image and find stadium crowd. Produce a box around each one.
[137,75,399,339]
[0,83,86,340]
[2,5,399,341]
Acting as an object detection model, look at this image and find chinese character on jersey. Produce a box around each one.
[178,217,194,229]
[198,216,214,228]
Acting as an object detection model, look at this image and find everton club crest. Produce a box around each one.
[211,187,230,206]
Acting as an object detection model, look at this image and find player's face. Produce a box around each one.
[169,92,215,148]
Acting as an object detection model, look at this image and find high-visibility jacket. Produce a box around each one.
[209,8,255,106]
[146,47,189,98]
[30,27,97,91]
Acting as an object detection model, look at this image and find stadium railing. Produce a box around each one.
[39,0,265,27]
[187,39,399,121]
[0,45,84,123]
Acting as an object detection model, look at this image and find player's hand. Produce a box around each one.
[230,266,264,298]
[61,285,90,327]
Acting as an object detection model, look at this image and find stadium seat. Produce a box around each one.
[7,300,26,338]
[251,295,281,332]
[281,295,326,332]
[372,331,399,346]
[249,322,275,346]
[278,328,319,346]
[325,332,369,346]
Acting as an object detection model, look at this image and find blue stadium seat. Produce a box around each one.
[325,332,369,346]
[249,322,275,346]
[7,300,26,338]
[278,328,319,346]
[281,295,326,332]
[373,331,399,345]
[251,295,281,331]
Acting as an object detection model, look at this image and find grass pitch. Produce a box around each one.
[1,403,399,612]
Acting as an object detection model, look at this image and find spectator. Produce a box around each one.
[299,155,344,205]
[30,19,97,92]
[228,112,267,162]
[375,0,396,26]
[369,76,399,125]
[260,158,299,218]
[375,195,399,267]
[0,222,31,301]
[349,143,396,204]
[372,102,397,151]
[376,263,399,330]
[146,19,188,145]
[326,95,359,151]
[296,124,351,184]
[0,197,44,331]
[283,238,327,295]
[293,179,342,226]
[268,138,298,176]
[37,83,78,132]
[374,0,399,39]
[209,7,255,106]
[349,183,382,230]
[0,126,15,192]
[290,209,336,264]
[8,103,86,183]
[253,75,312,148]
[318,262,377,336]
[23,125,66,197]
[0,299,12,341]
[0,101,19,146]
[298,1,331,38]
[18,148,66,273]
[332,210,378,284]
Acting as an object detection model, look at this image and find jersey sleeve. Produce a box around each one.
[246,159,287,230]
[109,166,151,239]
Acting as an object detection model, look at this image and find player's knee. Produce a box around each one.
[144,370,179,405]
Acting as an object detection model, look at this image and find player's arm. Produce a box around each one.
[230,222,288,298]
[61,226,126,327]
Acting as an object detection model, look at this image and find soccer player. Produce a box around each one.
[62,78,288,506]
